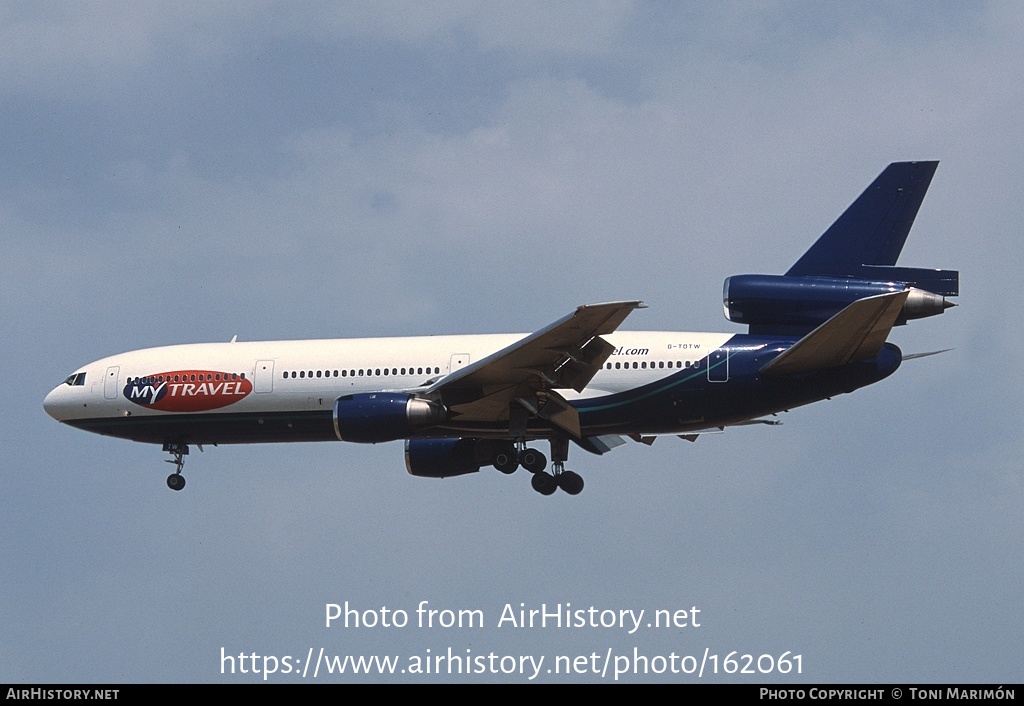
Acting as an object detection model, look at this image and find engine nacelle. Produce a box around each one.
[333,392,446,443]
[405,438,482,478]
[723,274,951,332]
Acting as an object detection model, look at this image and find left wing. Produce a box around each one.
[424,301,645,438]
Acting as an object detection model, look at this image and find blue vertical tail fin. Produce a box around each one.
[786,161,943,281]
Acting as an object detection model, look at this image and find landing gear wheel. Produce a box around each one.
[493,449,519,475]
[556,470,584,495]
[519,448,547,474]
[166,473,186,491]
[531,472,557,496]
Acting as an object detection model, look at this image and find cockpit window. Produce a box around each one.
[63,373,87,386]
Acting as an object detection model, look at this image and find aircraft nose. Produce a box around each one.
[43,387,64,421]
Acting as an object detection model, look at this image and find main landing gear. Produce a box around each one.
[493,438,584,496]
[493,443,547,475]
[163,442,188,491]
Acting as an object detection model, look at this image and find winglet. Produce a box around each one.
[761,291,909,376]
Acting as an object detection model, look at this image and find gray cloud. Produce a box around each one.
[3,1,1020,682]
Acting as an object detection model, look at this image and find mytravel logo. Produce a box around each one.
[123,370,253,412]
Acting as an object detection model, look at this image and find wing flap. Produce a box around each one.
[761,291,909,376]
[574,434,628,455]
[517,391,581,438]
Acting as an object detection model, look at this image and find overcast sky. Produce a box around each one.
[3,1,1021,683]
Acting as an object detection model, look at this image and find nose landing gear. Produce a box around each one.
[163,442,188,491]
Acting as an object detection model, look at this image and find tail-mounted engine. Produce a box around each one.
[724,161,958,336]
[723,273,956,335]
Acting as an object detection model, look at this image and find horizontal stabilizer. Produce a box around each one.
[902,348,953,361]
[860,265,959,297]
[761,291,909,376]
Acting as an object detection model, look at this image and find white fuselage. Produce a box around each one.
[44,330,733,436]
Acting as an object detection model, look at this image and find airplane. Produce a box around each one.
[44,161,958,496]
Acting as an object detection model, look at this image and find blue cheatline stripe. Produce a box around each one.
[578,357,727,414]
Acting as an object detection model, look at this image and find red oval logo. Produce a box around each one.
[123,370,253,412]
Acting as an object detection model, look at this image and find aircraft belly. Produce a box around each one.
[67,410,337,445]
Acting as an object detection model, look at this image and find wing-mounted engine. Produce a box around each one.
[404,438,481,478]
[333,393,446,443]
[404,438,516,478]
